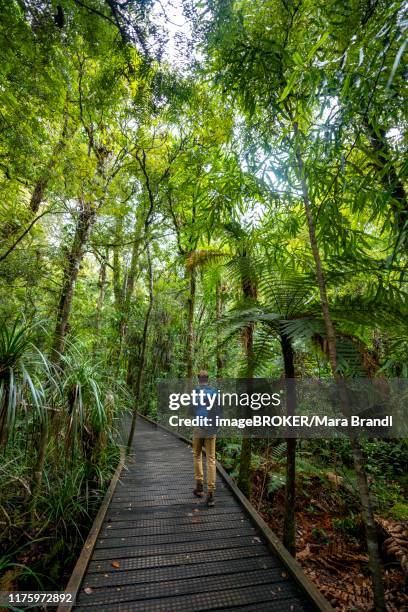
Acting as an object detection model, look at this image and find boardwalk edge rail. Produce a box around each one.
[57,445,126,612]
[139,413,334,612]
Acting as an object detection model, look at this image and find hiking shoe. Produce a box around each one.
[206,491,215,507]
[193,481,204,497]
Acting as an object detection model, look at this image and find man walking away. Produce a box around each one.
[191,370,218,508]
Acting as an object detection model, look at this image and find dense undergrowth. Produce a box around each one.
[0,440,119,592]
[216,437,408,611]
[0,323,128,593]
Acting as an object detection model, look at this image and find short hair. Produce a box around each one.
[198,369,208,382]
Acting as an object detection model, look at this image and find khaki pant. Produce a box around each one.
[193,431,216,493]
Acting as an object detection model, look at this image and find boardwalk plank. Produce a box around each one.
[75,583,309,611]
[83,557,278,588]
[76,569,300,606]
[88,545,272,574]
[96,526,256,549]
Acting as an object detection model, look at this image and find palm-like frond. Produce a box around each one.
[0,321,58,441]
[185,248,229,270]
[61,349,107,433]
[252,327,279,376]
[279,317,325,342]
[258,269,317,319]
[0,320,34,374]
[329,293,408,328]
[224,254,261,290]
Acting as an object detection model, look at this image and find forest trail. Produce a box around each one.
[68,417,332,611]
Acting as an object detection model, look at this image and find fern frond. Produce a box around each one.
[185,249,229,270]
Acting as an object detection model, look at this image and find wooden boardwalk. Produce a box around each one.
[71,416,331,611]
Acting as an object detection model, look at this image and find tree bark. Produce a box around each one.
[127,244,154,452]
[120,214,144,373]
[111,216,126,370]
[294,122,385,611]
[216,280,225,377]
[238,437,252,498]
[94,251,108,346]
[238,259,256,497]
[52,198,97,361]
[280,331,297,556]
[0,384,10,448]
[186,266,196,378]
[112,216,124,312]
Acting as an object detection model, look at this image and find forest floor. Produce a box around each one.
[251,472,408,612]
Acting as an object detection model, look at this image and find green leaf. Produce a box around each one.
[307,32,330,62]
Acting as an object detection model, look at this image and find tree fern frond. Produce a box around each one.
[258,269,317,318]
[185,248,229,270]
[330,293,408,329]
[279,317,325,342]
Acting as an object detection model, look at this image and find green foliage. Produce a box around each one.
[0,321,56,445]
[0,0,407,598]
[267,473,286,494]
[388,502,408,521]
[333,514,362,537]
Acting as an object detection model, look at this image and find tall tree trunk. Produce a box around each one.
[52,198,97,361]
[186,267,196,378]
[97,257,107,315]
[121,216,144,378]
[294,123,385,611]
[112,216,124,311]
[93,251,108,354]
[127,244,154,452]
[216,280,225,377]
[123,217,144,311]
[238,436,252,498]
[111,216,126,370]
[238,264,256,497]
[280,331,297,556]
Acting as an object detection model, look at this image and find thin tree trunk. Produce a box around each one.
[216,280,224,377]
[121,216,144,377]
[238,437,252,497]
[93,252,108,353]
[123,218,144,310]
[186,267,196,378]
[127,244,154,452]
[113,216,124,311]
[238,258,256,497]
[111,217,127,371]
[52,198,97,361]
[0,385,9,448]
[294,122,385,611]
[280,331,297,556]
